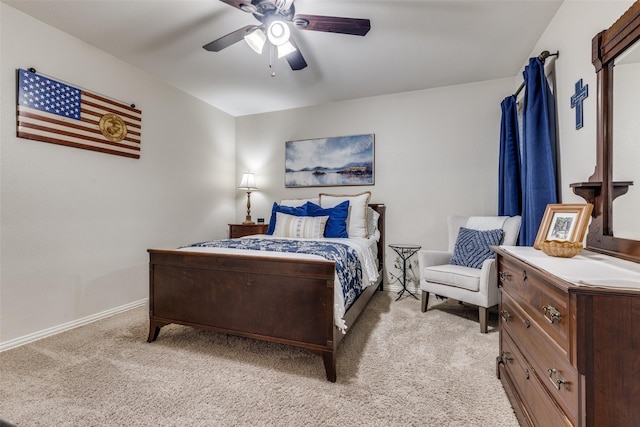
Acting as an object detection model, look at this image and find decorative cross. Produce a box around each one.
[570,79,589,130]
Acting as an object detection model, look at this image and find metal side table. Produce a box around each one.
[388,243,421,301]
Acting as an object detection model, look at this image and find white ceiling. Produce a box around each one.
[4,0,564,117]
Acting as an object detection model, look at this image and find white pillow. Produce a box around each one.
[272,212,329,238]
[280,197,320,207]
[367,207,381,241]
[319,191,371,238]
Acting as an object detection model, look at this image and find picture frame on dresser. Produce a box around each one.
[533,203,593,249]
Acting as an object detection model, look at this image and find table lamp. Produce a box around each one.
[238,172,258,224]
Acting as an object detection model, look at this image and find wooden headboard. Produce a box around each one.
[369,203,386,270]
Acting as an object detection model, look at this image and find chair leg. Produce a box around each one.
[421,291,429,312]
[479,307,488,333]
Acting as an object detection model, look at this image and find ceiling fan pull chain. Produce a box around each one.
[269,44,276,77]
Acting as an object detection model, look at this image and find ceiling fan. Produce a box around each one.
[203,0,371,71]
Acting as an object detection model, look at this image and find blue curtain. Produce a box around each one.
[519,57,558,246]
[498,95,521,217]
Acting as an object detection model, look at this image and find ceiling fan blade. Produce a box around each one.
[293,14,371,36]
[203,25,257,52]
[283,36,307,70]
[286,49,307,71]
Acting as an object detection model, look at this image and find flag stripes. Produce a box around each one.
[16,68,142,159]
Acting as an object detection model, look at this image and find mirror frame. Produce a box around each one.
[574,1,640,263]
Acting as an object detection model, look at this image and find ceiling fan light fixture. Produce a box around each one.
[244,28,266,54]
[276,40,297,58]
[267,20,291,46]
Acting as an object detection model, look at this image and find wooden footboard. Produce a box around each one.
[147,204,385,382]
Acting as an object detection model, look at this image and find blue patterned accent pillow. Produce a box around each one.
[449,227,504,269]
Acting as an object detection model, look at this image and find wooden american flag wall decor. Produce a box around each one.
[16,68,142,159]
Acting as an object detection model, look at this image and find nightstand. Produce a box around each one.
[228,223,269,238]
[388,243,421,301]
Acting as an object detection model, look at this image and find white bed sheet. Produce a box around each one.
[179,235,380,333]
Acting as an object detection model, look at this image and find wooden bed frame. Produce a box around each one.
[147,204,385,382]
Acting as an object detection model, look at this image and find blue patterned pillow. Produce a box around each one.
[449,227,504,269]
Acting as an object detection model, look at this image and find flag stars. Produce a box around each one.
[18,69,81,120]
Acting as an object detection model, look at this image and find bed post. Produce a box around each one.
[322,351,337,382]
[370,204,386,291]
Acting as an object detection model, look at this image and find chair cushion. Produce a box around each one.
[449,227,504,269]
[422,264,482,292]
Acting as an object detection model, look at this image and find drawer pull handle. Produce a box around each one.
[522,270,527,281]
[500,310,511,322]
[499,271,511,284]
[547,368,568,390]
[501,351,513,363]
[542,305,562,324]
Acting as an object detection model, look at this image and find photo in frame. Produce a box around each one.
[285,134,374,188]
[533,203,594,249]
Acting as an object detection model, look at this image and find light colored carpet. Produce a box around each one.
[0,291,518,426]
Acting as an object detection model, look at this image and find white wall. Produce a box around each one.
[2,0,634,345]
[235,78,515,288]
[235,1,637,291]
[527,0,634,202]
[0,4,236,345]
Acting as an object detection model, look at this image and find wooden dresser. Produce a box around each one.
[494,246,640,427]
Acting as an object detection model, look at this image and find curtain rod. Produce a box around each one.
[512,50,559,97]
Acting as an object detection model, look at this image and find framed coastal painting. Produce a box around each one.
[285,134,374,188]
[533,203,593,249]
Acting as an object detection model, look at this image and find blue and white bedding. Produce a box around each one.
[179,235,379,333]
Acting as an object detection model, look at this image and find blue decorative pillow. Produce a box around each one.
[305,201,350,238]
[449,227,504,269]
[265,202,308,235]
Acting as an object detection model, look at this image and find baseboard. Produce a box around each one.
[0,299,148,352]
[384,282,420,296]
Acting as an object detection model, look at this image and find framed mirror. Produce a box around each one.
[612,38,640,241]
[572,1,640,262]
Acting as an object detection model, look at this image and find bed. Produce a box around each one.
[147,200,385,382]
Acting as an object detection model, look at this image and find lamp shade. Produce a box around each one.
[239,173,257,190]
[276,40,297,58]
[244,28,266,54]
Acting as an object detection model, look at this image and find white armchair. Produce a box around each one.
[419,215,521,333]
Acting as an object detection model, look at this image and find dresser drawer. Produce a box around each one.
[499,256,570,353]
[500,291,579,424]
[500,331,573,427]
[229,223,269,238]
